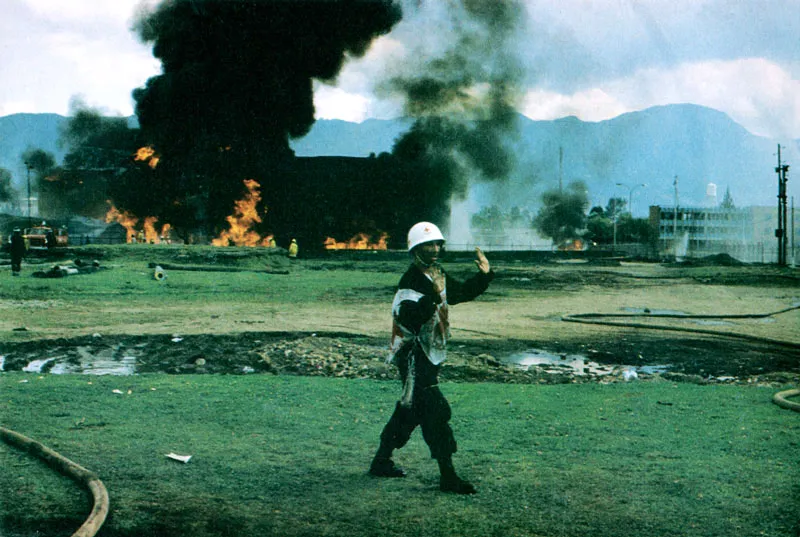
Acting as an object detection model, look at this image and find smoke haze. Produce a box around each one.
[378,0,528,242]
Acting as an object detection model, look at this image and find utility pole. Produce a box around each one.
[558,146,563,193]
[25,160,33,228]
[614,182,646,249]
[775,144,789,266]
[792,196,795,266]
[612,208,617,254]
[672,175,678,238]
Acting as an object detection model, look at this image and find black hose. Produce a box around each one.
[561,304,800,350]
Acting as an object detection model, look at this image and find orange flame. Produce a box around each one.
[212,179,272,247]
[134,146,160,169]
[559,239,585,251]
[324,232,389,250]
[105,203,139,242]
[105,203,172,244]
[143,217,162,244]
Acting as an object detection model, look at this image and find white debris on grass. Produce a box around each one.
[166,453,192,463]
[622,369,639,381]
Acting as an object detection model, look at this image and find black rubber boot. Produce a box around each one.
[369,457,406,478]
[438,457,476,494]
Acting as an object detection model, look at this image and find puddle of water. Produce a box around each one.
[504,349,671,377]
[78,354,137,375]
[638,364,670,374]
[21,346,138,376]
[504,350,613,376]
[50,360,81,374]
[622,307,689,315]
[692,319,733,326]
[22,358,56,373]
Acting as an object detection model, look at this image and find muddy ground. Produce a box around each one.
[2,328,798,386]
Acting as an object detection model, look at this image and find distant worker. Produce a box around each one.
[46,228,56,249]
[10,228,25,277]
[288,238,299,259]
[137,230,145,244]
[368,221,494,494]
[268,236,277,248]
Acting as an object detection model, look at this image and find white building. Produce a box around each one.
[649,205,795,263]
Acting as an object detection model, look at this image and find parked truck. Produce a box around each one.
[23,223,68,249]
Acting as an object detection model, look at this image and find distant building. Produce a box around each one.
[704,182,717,207]
[649,205,794,263]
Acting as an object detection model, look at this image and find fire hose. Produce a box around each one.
[561,304,800,411]
[772,389,800,412]
[0,426,109,537]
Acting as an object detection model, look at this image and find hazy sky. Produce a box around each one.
[2,0,799,140]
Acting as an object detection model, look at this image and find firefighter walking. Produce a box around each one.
[369,222,493,494]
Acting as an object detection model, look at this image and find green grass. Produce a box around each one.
[3,260,398,337]
[1,373,798,537]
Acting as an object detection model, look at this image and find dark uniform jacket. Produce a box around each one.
[389,263,493,405]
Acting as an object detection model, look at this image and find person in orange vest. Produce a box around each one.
[368,222,493,494]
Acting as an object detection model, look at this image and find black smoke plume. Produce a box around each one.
[130,0,402,242]
[0,168,14,203]
[134,0,400,158]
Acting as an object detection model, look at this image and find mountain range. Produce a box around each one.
[1,104,797,216]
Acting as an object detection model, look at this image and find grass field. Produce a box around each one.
[1,373,798,537]
[1,245,799,536]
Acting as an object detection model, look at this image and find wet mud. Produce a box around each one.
[2,330,797,386]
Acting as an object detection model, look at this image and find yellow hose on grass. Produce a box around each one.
[0,426,109,537]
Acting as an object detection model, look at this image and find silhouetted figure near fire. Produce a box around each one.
[10,228,25,276]
[369,222,493,494]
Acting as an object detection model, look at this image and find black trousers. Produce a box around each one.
[379,350,457,460]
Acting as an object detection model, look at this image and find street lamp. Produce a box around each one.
[613,182,646,250]
[615,182,647,217]
[25,160,33,227]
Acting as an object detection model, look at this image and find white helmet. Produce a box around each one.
[407,222,445,251]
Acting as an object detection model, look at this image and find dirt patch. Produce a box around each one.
[2,331,798,386]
